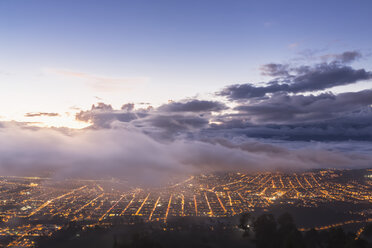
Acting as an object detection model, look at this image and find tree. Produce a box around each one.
[253,214,278,248]
[277,213,305,248]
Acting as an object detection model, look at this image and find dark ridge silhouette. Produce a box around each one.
[36,213,372,248]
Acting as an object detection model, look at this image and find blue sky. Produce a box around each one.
[0,0,372,127]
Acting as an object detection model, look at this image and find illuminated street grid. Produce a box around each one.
[0,169,371,247]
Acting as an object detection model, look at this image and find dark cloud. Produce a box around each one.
[89,102,113,111]
[205,112,372,142]
[202,89,372,142]
[211,52,372,143]
[76,103,143,128]
[260,63,290,77]
[25,112,60,117]
[158,100,227,112]
[121,103,135,111]
[219,83,288,99]
[76,100,226,132]
[137,114,209,140]
[74,88,372,144]
[234,90,372,123]
[321,51,362,63]
[288,63,371,93]
[219,51,371,100]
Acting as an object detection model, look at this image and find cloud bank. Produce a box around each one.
[1,123,371,186]
[2,51,371,185]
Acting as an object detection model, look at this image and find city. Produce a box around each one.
[0,169,371,247]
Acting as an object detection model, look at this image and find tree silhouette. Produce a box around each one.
[252,214,278,248]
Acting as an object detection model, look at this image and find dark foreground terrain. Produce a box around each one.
[37,212,372,248]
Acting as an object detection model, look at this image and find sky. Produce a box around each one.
[0,0,372,184]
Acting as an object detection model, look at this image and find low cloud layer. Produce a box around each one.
[1,123,371,186]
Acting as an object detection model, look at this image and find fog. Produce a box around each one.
[0,122,370,186]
